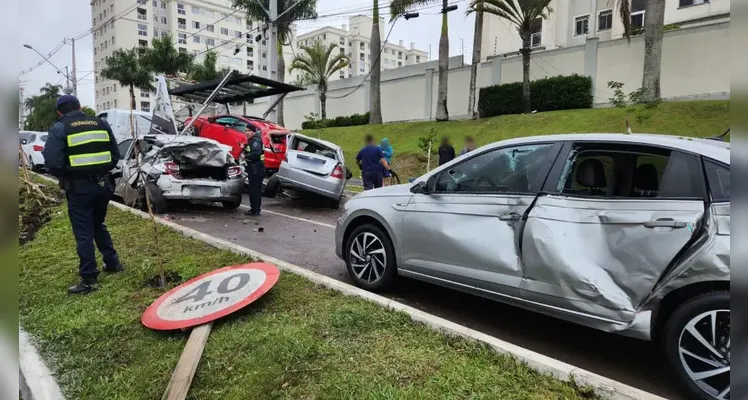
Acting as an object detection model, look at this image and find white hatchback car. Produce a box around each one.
[20,131,48,171]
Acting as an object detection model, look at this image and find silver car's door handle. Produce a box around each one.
[499,212,521,221]
[643,218,687,229]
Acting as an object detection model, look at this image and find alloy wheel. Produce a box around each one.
[349,232,387,284]
[678,309,730,399]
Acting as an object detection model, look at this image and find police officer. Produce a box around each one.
[243,130,265,216]
[42,95,124,295]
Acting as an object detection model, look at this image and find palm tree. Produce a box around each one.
[100,48,155,113]
[233,0,318,126]
[391,0,451,121]
[467,10,484,119]
[38,83,62,98]
[617,0,665,102]
[187,50,225,82]
[140,33,194,78]
[289,41,349,119]
[369,0,383,124]
[469,0,552,114]
[291,72,314,87]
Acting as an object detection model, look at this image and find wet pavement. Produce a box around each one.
[164,193,685,400]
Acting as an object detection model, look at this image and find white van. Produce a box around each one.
[96,109,153,143]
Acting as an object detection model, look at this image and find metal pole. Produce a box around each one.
[71,37,78,97]
[63,66,72,94]
[266,0,278,123]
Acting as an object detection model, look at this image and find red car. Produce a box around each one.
[183,115,288,174]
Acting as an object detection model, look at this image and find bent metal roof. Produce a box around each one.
[168,71,304,104]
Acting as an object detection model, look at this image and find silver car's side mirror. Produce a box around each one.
[411,176,437,194]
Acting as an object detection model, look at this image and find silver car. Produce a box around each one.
[335,133,730,400]
[114,135,244,213]
[265,132,349,207]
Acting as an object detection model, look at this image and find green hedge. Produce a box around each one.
[478,74,593,118]
[302,112,370,130]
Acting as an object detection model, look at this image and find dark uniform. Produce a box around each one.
[244,131,265,216]
[42,95,123,295]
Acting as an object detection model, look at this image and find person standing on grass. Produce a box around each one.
[460,136,476,156]
[379,137,394,186]
[438,137,456,166]
[356,134,390,190]
[42,94,124,295]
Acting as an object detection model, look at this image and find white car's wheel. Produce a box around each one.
[664,291,730,400]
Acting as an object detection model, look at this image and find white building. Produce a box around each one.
[91,0,296,113]
[481,0,730,59]
[289,15,429,83]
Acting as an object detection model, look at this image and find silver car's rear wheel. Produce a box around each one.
[345,224,396,291]
[679,310,730,399]
[664,291,730,400]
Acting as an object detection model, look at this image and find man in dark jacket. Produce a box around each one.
[43,94,123,295]
[438,137,455,166]
[356,134,390,190]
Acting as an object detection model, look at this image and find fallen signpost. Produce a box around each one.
[142,262,280,400]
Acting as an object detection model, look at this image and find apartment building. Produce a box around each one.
[290,15,429,83]
[91,0,296,112]
[481,0,730,59]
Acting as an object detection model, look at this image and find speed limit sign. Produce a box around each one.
[142,263,280,330]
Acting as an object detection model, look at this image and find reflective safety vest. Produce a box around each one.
[63,116,114,175]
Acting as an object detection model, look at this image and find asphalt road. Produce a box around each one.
[164,193,685,400]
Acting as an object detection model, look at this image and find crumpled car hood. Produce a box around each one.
[145,135,234,168]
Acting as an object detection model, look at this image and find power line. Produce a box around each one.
[19,41,66,76]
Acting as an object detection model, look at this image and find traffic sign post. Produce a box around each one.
[142,263,280,400]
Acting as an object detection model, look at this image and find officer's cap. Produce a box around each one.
[56,94,81,110]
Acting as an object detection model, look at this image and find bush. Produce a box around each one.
[302,112,370,129]
[478,74,593,118]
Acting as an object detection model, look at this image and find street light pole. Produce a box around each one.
[267,0,278,123]
[23,43,74,94]
[70,37,78,97]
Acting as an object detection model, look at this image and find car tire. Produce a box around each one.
[262,175,280,198]
[345,224,396,292]
[328,197,341,209]
[221,197,242,210]
[140,182,167,214]
[662,291,730,400]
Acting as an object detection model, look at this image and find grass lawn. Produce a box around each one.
[20,194,598,399]
[304,101,730,179]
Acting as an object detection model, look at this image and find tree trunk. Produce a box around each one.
[642,0,665,102]
[435,1,450,122]
[369,0,383,124]
[521,35,532,114]
[467,11,484,119]
[129,84,136,110]
[277,40,286,126]
[319,85,327,119]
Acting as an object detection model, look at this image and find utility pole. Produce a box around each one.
[63,66,72,94]
[70,37,78,97]
[19,84,25,130]
[266,0,279,123]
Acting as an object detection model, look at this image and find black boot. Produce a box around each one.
[68,280,98,295]
[103,263,124,273]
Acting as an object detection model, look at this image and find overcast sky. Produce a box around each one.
[17,0,476,110]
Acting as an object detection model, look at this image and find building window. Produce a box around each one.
[398,61,402,67]
[598,10,613,31]
[152,0,156,6]
[235,31,242,38]
[631,0,646,29]
[193,35,201,43]
[137,8,147,20]
[530,18,542,47]
[139,39,148,47]
[206,38,215,46]
[177,3,185,14]
[359,42,365,50]
[161,31,167,38]
[234,16,242,25]
[114,100,117,108]
[113,84,117,92]
[141,90,149,98]
[262,65,267,71]
[178,18,186,29]
[205,10,214,18]
[153,28,159,36]
[340,48,345,55]
[360,53,365,61]
[193,21,200,29]
[207,24,215,32]
[398,51,402,59]
[141,101,151,112]
[679,0,710,6]
[339,71,345,79]
[137,0,146,4]
[247,60,254,70]
[221,27,229,35]
[262,52,266,59]
[111,36,115,45]
[138,24,147,36]
[574,15,589,36]
[416,56,420,63]
[160,16,166,24]
[192,5,200,14]
[179,47,187,53]
[247,47,254,57]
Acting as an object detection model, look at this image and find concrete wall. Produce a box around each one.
[244,22,729,130]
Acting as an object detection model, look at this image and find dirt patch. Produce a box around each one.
[19,178,63,245]
[143,271,182,288]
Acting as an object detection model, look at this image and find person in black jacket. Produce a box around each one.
[438,137,455,166]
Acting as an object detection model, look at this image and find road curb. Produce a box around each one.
[19,328,65,400]
[28,173,666,400]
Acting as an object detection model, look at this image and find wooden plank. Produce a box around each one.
[161,322,213,400]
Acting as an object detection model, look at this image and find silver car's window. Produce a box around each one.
[118,139,133,160]
[558,144,704,199]
[435,144,553,194]
[704,160,729,202]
